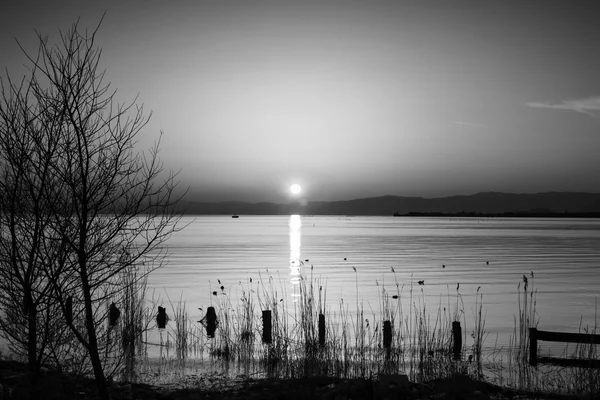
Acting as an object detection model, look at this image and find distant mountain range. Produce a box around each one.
[177,192,600,216]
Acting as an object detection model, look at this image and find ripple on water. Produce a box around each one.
[147,216,600,357]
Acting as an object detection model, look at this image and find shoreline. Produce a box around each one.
[0,359,578,400]
[394,211,600,218]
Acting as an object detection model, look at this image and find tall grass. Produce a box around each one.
[118,266,148,381]
[506,271,538,390]
[117,266,600,399]
[134,266,485,384]
[4,255,598,399]
[482,271,600,399]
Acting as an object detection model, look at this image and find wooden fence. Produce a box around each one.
[529,327,600,368]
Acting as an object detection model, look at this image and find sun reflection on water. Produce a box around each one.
[289,214,302,299]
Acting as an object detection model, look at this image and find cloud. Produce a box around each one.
[526,96,600,117]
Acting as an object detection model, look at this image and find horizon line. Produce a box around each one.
[182,190,600,205]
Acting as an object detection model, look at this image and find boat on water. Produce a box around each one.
[232,214,239,218]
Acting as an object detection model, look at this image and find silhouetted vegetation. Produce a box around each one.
[0,18,182,399]
[2,267,600,399]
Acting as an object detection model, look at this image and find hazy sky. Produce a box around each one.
[2,1,599,202]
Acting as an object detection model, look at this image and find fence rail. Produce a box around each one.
[529,327,600,368]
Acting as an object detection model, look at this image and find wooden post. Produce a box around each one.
[318,314,325,347]
[109,303,120,327]
[205,306,217,338]
[452,321,462,360]
[262,310,272,344]
[157,306,167,329]
[529,327,538,366]
[383,320,392,349]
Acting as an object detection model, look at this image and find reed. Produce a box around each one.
[118,266,147,381]
[6,258,600,399]
[167,293,188,363]
[120,266,599,399]
[505,271,538,391]
[477,271,600,399]
[182,266,481,382]
[471,286,486,377]
[184,265,482,382]
[58,264,483,389]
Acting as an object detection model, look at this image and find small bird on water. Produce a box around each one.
[418,280,425,285]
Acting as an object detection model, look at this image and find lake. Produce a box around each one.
[148,215,600,357]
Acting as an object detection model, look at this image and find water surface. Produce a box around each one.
[148,215,600,354]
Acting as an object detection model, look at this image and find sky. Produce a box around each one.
[1,0,599,203]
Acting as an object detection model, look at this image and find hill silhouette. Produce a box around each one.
[178,192,600,216]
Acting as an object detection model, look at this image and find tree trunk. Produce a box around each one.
[81,272,110,400]
[27,302,41,400]
[89,344,110,400]
[27,301,38,371]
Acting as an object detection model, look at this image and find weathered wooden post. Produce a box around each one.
[452,321,462,360]
[109,303,120,327]
[157,306,167,329]
[383,320,392,349]
[529,327,538,366]
[262,310,272,344]
[205,306,217,338]
[319,314,326,347]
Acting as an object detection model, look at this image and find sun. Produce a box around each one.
[290,184,302,195]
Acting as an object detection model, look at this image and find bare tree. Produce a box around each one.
[0,58,74,395]
[0,19,183,400]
